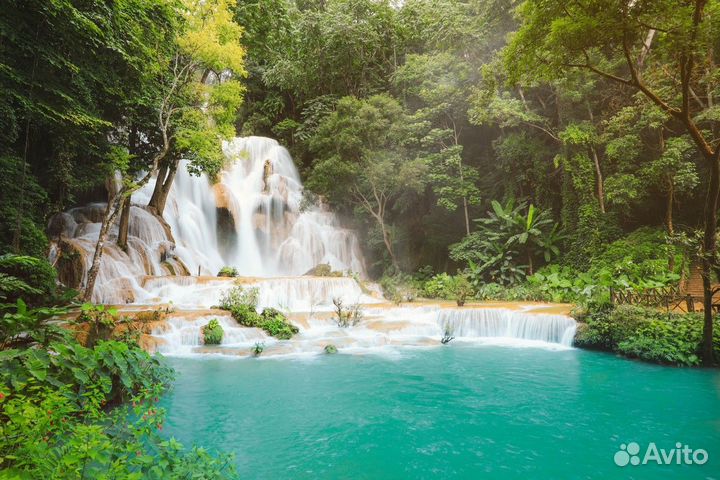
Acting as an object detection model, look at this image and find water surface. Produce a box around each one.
[161,346,720,479]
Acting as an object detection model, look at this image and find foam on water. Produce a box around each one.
[155,305,577,357]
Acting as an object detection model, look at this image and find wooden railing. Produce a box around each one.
[610,285,720,313]
[610,285,693,312]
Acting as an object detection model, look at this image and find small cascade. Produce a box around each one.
[153,315,271,356]
[135,275,380,310]
[153,305,577,357]
[437,309,577,346]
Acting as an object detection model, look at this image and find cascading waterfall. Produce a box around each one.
[437,309,577,346]
[50,136,366,303]
[153,306,577,356]
[49,135,577,355]
[133,136,366,277]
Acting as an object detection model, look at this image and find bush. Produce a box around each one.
[219,285,259,311]
[573,305,720,366]
[305,263,343,277]
[251,342,264,356]
[1,300,68,349]
[217,288,298,340]
[380,273,418,304]
[0,254,57,306]
[332,297,363,327]
[422,273,454,298]
[259,308,298,339]
[217,266,238,277]
[324,344,338,354]
[202,319,224,345]
[0,335,237,478]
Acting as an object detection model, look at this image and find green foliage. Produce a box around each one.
[422,273,474,305]
[379,273,419,304]
[75,303,120,348]
[0,337,237,478]
[324,344,338,354]
[0,255,57,306]
[574,305,720,367]
[451,200,561,285]
[0,300,68,350]
[218,286,297,339]
[217,266,239,277]
[219,285,259,311]
[306,263,343,277]
[259,308,298,340]
[251,342,264,357]
[202,319,224,345]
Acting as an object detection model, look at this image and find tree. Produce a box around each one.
[145,0,247,217]
[394,53,481,234]
[506,0,720,364]
[307,94,426,270]
[83,0,247,301]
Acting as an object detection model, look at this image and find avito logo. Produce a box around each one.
[614,442,709,467]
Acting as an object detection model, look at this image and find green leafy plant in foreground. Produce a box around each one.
[0,301,237,478]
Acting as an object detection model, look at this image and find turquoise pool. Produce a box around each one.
[161,346,720,479]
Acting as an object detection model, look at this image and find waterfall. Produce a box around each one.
[152,306,577,357]
[51,136,366,303]
[437,309,577,346]
[136,275,381,310]
[49,134,578,357]
[134,136,365,278]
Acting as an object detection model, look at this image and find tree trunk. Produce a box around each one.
[462,196,470,236]
[590,146,605,214]
[117,196,131,251]
[379,219,398,271]
[701,152,720,365]
[148,162,177,216]
[83,194,124,301]
[666,177,675,272]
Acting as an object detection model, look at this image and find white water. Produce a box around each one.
[137,275,380,310]
[152,306,577,357]
[134,136,365,277]
[49,135,576,353]
[50,136,366,303]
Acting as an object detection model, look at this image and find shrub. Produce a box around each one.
[573,305,720,366]
[305,263,343,277]
[219,285,259,311]
[0,300,68,349]
[0,334,237,478]
[0,254,57,306]
[202,319,224,345]
[332,297,363,327]
[324,344,338,354]
[422,273,454,298]
[251,342,264,356]
[380,273,418,304]
[259,308,298,339]
[217,266,238,277]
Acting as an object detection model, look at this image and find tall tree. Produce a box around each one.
[506,0,720,364]
[83,0,247,301]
